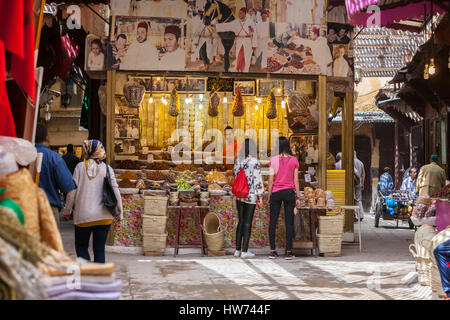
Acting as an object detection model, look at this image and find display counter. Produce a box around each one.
[113,193,289,249]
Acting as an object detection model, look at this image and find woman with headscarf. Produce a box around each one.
[63,140,123,263]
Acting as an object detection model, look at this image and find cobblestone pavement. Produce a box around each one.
[59,214,440,300]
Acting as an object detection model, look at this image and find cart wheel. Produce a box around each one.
[408,218,414,229]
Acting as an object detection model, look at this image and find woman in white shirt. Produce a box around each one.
[233,138,264,258]
[64,140,123,263]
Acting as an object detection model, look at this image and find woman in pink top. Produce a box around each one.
[267,137,301,260]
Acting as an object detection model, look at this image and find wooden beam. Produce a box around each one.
[342,91,354,233]
[318,75,327,189]
[106,69,115,164]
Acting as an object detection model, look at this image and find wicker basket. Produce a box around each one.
[144,196,168,216]
[430,264,446,297]
[143,232,167,253]
[143,215,167,234]
[202,212,224,251]
[318,214,344,235]
[317,234,342,254]
[408,244,431,286]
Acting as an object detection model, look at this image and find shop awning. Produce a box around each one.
[346,0,450,31]
[332,111,394,123]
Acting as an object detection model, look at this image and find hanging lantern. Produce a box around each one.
[123,80,145,108]
[168,88,180,117]
[266,88,277,119]
[208,90,219,117]
[232,86,244,117]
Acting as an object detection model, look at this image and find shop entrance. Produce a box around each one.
[329,135,372,213]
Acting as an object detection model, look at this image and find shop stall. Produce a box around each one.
[102,1,356,252]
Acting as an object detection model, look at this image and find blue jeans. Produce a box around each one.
[74,224,111,263]
[433,239,450,295]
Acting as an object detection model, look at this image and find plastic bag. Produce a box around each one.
[0,136,37,166]
[0,147,19,175]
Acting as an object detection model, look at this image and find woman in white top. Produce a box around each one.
[233,138,264,258]
[64,140,123,263]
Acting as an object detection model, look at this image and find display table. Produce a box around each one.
[169,205,209,256]
[113,193,289,249]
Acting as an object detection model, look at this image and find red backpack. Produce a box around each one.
[232,168,249,198]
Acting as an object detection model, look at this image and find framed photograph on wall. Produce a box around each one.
[114,118,128,138]
[257,80,296,96]
[151,76,167,92]
[165,77,188,92]
[187,78,207,92]
[115,139,139,155]
[126,118,140,139]
[128,76,152,92]
[85,35,107,72]
[234,80,255,96]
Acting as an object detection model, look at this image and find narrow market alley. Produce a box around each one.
[61,216,435,300]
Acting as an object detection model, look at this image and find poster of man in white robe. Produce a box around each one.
[108,1,334,76]
[108,17,185,71]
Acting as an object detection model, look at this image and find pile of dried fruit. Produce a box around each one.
[118,170,138,180]
[173,163,197,171]
[146,171,166,180]
[206,170,227,183]
[208,183,222,191]
[147,162,170,170]
[118,179,135,188]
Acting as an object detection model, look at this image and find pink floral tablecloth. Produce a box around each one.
[114,194,288,248]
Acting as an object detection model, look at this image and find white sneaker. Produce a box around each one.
[241,251,255,259]
[234,250,241,257]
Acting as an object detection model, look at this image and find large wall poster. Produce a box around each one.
[109,0,331,76]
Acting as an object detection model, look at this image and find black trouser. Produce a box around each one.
[269,189,296,251]
[74,224,111,263]
[235,200,256,252]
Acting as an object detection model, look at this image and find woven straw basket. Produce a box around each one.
[143,232,167,253]
[318,214,344,235]
[317,234,342,254]
[423,232,448,298]
[408,244,432,286]
[144,196,168,216]
[202,212,224,252]
[143,215,167,234]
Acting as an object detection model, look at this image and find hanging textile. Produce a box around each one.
[80,84,90,130]
[0,41,16,137]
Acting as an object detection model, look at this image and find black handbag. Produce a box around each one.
[103,164,120,217]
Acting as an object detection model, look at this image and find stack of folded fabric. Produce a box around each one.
[43,262,122,300]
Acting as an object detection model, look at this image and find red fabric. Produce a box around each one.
[0,40,16,137]
[10,0,35,102]
[232,169,249,199]
[236,45,245,72]
[0,0,24,58]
